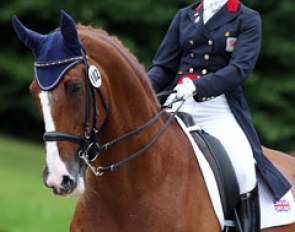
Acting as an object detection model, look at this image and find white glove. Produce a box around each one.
[175,78,197,100]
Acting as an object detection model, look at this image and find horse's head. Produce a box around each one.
[12,11,107,197]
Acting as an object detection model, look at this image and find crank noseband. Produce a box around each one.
[43,132,84,145]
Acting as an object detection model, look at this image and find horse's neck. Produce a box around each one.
[97,81,164,176]
[90,65,172,175]
[84,95,169,207]
[82,32,199,212]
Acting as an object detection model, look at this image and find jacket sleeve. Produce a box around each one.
[194,11,262,101]
[147,11,182,93]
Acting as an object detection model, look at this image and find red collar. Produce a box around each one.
[227,0,239,12]
[195,0,239,12]
[195,1,203,11]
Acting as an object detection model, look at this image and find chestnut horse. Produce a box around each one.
[13,12,295,232]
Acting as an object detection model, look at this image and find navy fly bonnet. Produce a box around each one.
[12,10,85,90]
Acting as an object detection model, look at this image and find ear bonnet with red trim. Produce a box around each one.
[12,10,85,90]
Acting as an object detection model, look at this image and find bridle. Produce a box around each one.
[41,49,184,177]
[42,49,108,167]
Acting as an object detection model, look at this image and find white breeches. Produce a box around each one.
[167,94,257,195]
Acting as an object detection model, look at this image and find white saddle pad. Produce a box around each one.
[175,115,295,230]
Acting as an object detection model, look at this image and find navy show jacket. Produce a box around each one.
[147,2,291,200]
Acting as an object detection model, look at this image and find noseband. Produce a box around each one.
[41,50,184,177]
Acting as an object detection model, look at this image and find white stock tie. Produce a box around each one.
[203,0,227,24]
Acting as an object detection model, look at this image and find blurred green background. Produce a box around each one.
[0,136,76,232]
[0,0,294,231]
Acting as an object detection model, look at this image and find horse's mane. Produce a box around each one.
[76,24,158,103]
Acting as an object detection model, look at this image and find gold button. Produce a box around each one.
[189,68,194,73]
[201,69,208,75]
[208,40,213,46]
[225,32,230,37]
[204,54,210,60]
[190,53,195,58]
[189,40,194,46]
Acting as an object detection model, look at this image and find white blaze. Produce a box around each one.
[39,91,71,189]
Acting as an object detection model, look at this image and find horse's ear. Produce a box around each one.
[12,15,43,52]
[60,10,81,48]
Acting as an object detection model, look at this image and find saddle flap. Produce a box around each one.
[176,112,240,218]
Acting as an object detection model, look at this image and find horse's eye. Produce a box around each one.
[65,81,83,98]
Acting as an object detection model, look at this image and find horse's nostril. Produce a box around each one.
[61,175,75,193]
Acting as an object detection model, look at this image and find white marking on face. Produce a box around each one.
[39,91,73,191]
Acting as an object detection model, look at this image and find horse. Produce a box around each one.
[13,11,295,232]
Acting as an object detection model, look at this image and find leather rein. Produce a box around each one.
[42,50,183,176]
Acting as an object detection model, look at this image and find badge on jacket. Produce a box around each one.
[226,37,237,52]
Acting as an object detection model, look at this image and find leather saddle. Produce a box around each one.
[177,112,240,219]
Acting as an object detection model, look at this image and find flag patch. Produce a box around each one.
[225,37,237,52]
[274,199,291,212]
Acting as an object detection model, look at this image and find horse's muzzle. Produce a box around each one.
[43,171,77,196]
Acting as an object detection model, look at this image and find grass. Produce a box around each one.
[0,135,77,232]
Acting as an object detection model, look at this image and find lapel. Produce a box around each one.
[205,3,242,32]
[187,3,209,39]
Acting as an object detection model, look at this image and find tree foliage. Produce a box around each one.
[0,0,294,151]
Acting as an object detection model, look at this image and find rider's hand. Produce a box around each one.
[175,78,197,100]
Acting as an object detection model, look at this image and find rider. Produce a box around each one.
[147,0,291,231]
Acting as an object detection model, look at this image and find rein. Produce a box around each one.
[42,50,183,177]
[83,96,184,176]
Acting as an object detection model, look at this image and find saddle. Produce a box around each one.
[177,112,240,219]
